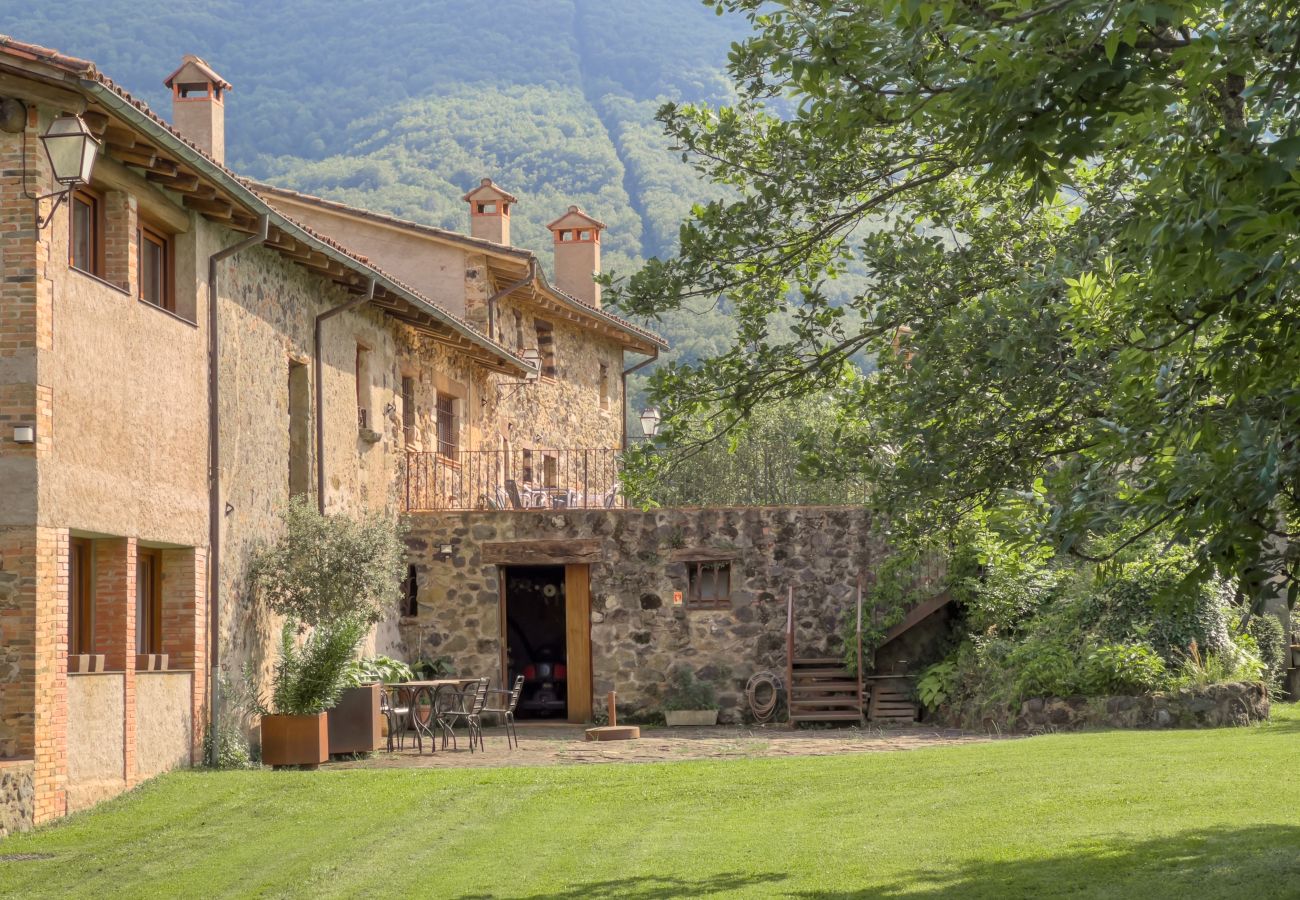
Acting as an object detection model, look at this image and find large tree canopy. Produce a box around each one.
[610,0,1300,606]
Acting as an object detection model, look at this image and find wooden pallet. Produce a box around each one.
[866,676,918,723]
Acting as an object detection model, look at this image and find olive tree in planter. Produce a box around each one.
[662,668,721,726]
[249,497,407,764]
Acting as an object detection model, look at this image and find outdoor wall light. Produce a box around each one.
[639,407,661,439]
[521,347,542,383]
[12,425,34,444]
[437,542,455,561]
[34,114,101,230]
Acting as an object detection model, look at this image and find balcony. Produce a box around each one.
[404,449,624,511]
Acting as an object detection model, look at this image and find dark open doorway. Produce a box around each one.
[503,565,568,719]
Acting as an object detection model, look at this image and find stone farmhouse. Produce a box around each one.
[0,38,948,834]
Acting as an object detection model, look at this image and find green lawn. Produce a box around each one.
[4,708,1300,899]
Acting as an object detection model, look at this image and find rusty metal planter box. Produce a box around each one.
[260,713,328,767]
[327,684,382,755]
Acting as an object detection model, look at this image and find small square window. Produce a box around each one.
[686,561,731,609]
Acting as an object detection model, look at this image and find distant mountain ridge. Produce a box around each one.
[10,1,745,265]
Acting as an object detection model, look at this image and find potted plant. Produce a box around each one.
[334,656,414,748]
[249,498,408,766]
[662,668,721,726]
[259,616,367,767]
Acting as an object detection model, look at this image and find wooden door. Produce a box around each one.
[564,564,593,722]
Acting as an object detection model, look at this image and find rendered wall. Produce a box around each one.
[401,507,883,722]
[66,674,125,813]
[134,671,194,780]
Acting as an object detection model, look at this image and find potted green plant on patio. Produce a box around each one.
[662,667,721,726]
[249,498,408,762]
[259,616,368,767]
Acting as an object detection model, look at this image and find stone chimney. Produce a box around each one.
[163,55,232,164]
[462,178,516,245]
[546,205,605,308]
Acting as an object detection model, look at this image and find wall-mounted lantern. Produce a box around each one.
[639,407,661,439]
[437,542,455,561]
[12,425,34,444]
[34,114,101,230]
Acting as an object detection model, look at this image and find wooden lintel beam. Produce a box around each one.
[482,540,603,565]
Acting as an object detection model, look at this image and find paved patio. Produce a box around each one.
[328,721,1007,770]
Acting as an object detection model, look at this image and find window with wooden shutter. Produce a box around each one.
[686,561,732,609]
[401,375,417,447]
[535,319,557,378]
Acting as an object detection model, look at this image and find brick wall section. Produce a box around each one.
[32,527,67,824]
[0,107,48,360]
[161,547,207,758]
[91,538,136,786]
[103,190,138,293]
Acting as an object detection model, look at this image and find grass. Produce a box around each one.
[4,708,1300,898]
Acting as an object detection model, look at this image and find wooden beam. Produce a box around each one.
[878,592,953,647]
[81,110,109,136]
[184,196,235,221]
[92,155,190,233]
[112,146,158,168]
[0,71,84,109]
[481,540,603,566]
[145,171,200,193]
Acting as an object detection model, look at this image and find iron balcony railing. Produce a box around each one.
[404,448,624,511]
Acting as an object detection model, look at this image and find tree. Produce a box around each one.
[249,497,407,628]
[609,0,1300,607]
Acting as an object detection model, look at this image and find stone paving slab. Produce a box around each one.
[326,722,1008,770]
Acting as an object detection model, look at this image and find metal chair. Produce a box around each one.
[380,685,417,753]
[505,480,527,510]
[437,678,490,752]
[483,675,526,750]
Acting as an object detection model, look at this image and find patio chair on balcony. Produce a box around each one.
[505,480,527,510]
[483,674,526,750]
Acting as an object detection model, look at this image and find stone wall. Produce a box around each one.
[398,506,882,722]
[943,681,1270,732]
[0,759,34,838]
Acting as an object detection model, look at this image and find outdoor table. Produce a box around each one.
[396,679,480,751]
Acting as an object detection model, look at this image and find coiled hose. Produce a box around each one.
[746,671,783,724]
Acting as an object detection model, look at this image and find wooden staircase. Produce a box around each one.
[785,586,865,726]
[788,656,864,724]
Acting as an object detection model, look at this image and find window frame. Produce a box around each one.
[686,560,733,610]
[135,548,162,656]
[69,186,105,278]
[435,391,459,459]
[137,221,175,312]
[598,363,610,410]
[69,537,95,656]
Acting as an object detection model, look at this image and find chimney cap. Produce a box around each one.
[163,55,232,91]
[462,177,517,204]
[547,204,606,232]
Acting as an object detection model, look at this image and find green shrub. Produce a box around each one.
[1006,636,1081,700]
[266,617,368,717]
[1171,639,1266,690]
[1081,643,1168,695]
[344,655,414,687]
[917,659,958,711]
[661,668,718,711]
[1247,614,1288,689]
[249,496,407,627]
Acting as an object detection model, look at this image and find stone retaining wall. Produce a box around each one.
[944,681,1269,732]
[0,760,34,838]
[399,507,888,722]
